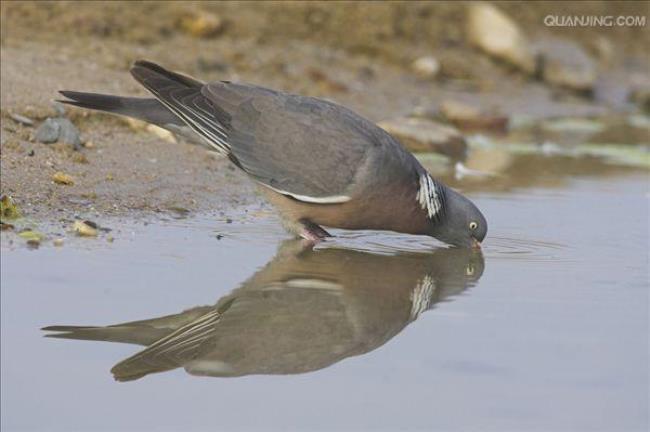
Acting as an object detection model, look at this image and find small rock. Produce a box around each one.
[35,117,82,149]
[439,100,509,132]
[179,11,224,38]
[83,141,95,149]
[53,238,64,247]
[378,117,467,159]
[1,195,21,220]
[124,117,177,143]
[411,56,440,79]
[146,124,177,143]
[35,118,61,143]
[465,3,536,74]
[533,37,597,92]
[27,149,35,157]
[52,172,74,185]
[9,113,34,126]
[26,239,41,249]
[18,229,44,243]
[73,220,98,237]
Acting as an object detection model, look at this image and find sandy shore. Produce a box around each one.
[1,1,647,231]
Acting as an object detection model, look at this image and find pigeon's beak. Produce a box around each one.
[471,238,482,250]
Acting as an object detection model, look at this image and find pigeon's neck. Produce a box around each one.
[415,172,445,223]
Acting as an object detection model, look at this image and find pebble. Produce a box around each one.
[439,100,509,132]
[179,11,224,38]
[35,118,61,143]
[0,222,14,231]
[18,229,44,243]
[533,37,597,92]
[26,239,41,249]
[1,195,21,219]
[52,172,75,185]
[465,3,536,74]
[146,124,177,143]
[411,56,440,79]
[9,113,34,126]
[35,117,82,149]
[73,220,98,237]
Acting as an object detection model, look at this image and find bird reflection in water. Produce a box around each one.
[43,240,485,381]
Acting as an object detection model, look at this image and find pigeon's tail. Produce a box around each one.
[58,91,182,128]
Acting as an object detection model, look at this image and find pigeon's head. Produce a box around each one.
[429,186,487,249]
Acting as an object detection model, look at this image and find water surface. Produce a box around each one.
[1,150,648,431]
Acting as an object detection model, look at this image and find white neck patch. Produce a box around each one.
[416,173,443,219]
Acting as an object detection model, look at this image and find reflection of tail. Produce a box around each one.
[42,306,214,347]
[111,300,234,382]
[43,324,167,346]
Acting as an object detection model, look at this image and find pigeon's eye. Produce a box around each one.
[469,221,478,231]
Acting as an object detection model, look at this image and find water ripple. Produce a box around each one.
[482,235,569,262]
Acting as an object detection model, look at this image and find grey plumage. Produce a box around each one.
[128,60,416,202]
[59,60,487,247]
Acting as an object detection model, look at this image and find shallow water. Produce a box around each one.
[1,151,648,431]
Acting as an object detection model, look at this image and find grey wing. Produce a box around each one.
[131,60,406,203]
[205,83,380,202]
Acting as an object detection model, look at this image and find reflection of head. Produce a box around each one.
[45,240,485,381]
